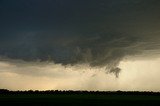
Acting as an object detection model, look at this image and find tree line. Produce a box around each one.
[0,89,160,95]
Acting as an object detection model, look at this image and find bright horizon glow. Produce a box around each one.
[0,58,160,91]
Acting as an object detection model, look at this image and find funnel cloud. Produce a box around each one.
[1,0,160,76]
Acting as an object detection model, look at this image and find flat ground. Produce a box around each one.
[1,91,160,105]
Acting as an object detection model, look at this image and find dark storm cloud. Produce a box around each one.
[1,0,160,75]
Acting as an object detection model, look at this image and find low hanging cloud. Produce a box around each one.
[0,0,160,76]
[1,58,160,91]
[0,59,117,90]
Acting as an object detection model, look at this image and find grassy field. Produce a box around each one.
[1,90,160,105]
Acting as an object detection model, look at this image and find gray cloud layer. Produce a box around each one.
[0,0,160,75]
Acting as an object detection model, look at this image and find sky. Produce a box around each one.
[1,0,160,91]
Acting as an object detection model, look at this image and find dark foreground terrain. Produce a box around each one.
[1,89,160,106]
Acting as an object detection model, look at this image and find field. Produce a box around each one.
[1,90,160,105]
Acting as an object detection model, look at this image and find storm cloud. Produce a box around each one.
[1,0,160,75]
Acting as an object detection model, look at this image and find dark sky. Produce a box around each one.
[1,0,160,74]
